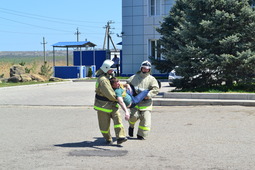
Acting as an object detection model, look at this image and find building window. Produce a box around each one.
[150,40,162,60]
[149,0,160,16]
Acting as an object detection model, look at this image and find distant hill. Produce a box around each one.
[0,50,73,58]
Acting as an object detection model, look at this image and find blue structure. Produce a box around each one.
[90,65,96,77]
[52,41,97,79]
[54,66,86,79]
[73,50,107,71]
[73,50,123,77]
[52,41,123,78]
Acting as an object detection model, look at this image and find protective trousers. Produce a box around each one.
[129,109,151,138]
[127,89,150,105]
[97,107,126,142]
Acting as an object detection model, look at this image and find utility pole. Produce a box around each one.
[103,21,117,59]
[74,27,81,42]
[41,37,47,62]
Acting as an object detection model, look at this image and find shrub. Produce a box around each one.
[25,67,31,73]
[87,67,93,77]
[19,61,26,66]
[39,61,53,78]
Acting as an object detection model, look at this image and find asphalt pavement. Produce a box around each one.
[0,81,254,170]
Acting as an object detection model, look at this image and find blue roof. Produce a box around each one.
[52,41,96,47]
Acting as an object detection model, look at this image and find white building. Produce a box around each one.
[121,0,175,76]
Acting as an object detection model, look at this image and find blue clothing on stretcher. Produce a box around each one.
[114,87,149,107]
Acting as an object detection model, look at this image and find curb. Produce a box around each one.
[153,92,255,106]
[163,92,255,100]
[153,98,255,106]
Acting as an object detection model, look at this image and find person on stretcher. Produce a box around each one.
[110,77,150,120]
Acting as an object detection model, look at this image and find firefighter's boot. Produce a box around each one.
[128,127,134,137]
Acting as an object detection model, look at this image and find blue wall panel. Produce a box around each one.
[73,50,107,71]
[54,66,86,79]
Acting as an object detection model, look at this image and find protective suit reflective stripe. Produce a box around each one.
[129,121,136,125]
[94,106,112,113]
[114,124,123,128]
[101,130,108,134]
[139,126,150,131]
[135,105,153,110]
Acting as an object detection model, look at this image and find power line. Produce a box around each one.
[0,7,122,50]
[0,7,121,24]
[0,9,121,33]
[0,30,44,35]
[0,9,101,28]
[0,7,121,36]
[0,29,103,36]
[0,16,72,33]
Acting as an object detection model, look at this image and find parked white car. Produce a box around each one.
[168,70,183,86]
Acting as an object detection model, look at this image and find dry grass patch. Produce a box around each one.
[0,60,68,78]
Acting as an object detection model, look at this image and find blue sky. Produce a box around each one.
[0,0,122,51]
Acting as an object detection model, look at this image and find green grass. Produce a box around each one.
[0,81,57,88]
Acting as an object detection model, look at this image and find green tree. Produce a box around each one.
[248,0,255,6]
[87,67,93,77]
[39,61,53,78]
[155,0,255,88]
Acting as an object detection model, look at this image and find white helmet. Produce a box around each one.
[100,59,114,73]
[140,60,151,70]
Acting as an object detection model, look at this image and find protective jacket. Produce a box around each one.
[127,71,159,111]
[94,69,118,113]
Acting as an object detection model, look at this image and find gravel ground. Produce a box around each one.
[0,105,254,170]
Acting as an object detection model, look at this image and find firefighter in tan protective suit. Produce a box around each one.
[94,59,127,145]
[127,60,159,140]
